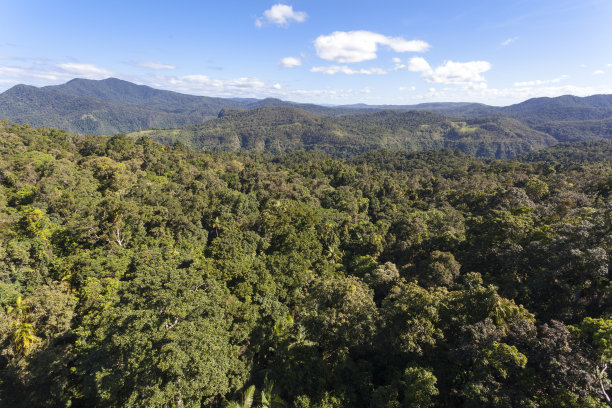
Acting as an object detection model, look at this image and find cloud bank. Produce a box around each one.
[514,75,568,87]
[56,63,113,78]
[314,31,429,63]
[407,57,491,88]
[310,65,387,75]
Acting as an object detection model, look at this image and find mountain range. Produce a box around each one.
[1,77,612,157]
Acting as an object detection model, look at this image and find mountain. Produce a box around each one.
[131,106,556,158]
[50,77,247,117]
[1,78,612,149]
[406,95,612,122]
[0,84,195,135]
[337,101,500,117]
[0,78,382,134]
[0,78,266,134]
[500,94,612,123]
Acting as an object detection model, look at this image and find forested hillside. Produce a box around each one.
[2,78,612,146]
[1,121,610,407]
[0,79,367,134]
[518,140,612,163]
[501,94,612,123]
[132,107,556,159]
[0,84,198,135]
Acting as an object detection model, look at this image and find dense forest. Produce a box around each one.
[0,120,610,407]
[131,107,556,159]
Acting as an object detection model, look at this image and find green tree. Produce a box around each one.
[573,318,612,406]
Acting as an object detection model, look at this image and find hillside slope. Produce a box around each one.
[132,106,557,158]
[0,84,195,134]
[2,78,612,144]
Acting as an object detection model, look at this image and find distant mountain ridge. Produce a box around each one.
[50,78,247,115]
[0,78,375,133]
[0,83,192,135]
[1,78,612,156]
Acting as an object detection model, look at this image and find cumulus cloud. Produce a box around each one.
[310,65,387,75]
[514,75,568,87]
[407,57,432,73]
[399,86,416,91]
[256,4,307,28]
[593,70,605,75]
[407,57,491,88]
[56,63,113,78]
[136,61,176,70]
[501,36,519,46]
[280,56,302,68]
[314,30,429,63]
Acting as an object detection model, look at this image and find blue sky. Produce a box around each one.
[1,0,611,105]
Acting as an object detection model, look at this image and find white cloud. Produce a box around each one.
[399,86,416,91]
[314,30,429,63]
[482,84,612,102]
[392,58,408,70]
[407,57,432,73]
[0,64,72,83]
[0,61,115,87]
[176,75,267,91]
[136,61,176,70]
[501,36,519,46]
[56,62,113,78]
[408,83,612,105]
[0,66,25,76]
[514,75,568,87]
[407,57,491,88]
[255,4,307,28]
[280,56,302,68]
[0,59,358,103]
[593,70,605,75]
[310,65,388,75]
[607,63,612,68]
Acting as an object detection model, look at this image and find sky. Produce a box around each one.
[1,0,612,106]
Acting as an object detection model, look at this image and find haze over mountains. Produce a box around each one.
[1,77,612,158]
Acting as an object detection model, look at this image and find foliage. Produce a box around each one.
[0,121,610,407]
